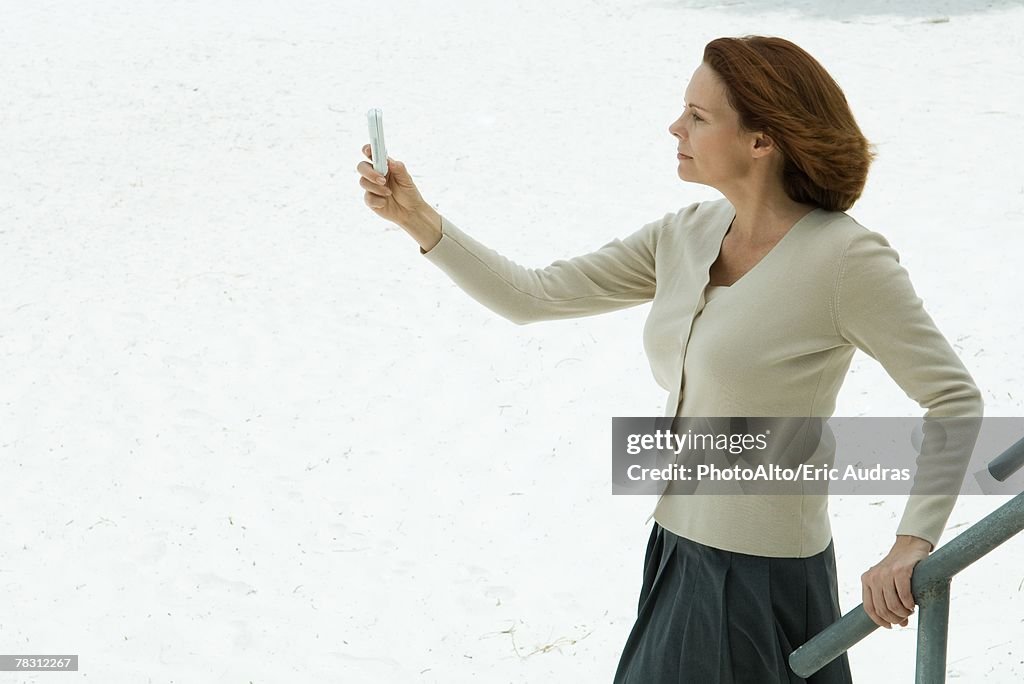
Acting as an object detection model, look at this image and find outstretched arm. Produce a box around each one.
[418,210,666,325]
[358,145,666,325]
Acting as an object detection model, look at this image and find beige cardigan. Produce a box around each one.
[420,197,983,557]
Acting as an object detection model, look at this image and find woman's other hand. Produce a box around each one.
[861,535,932,629]
[357,145,441,252]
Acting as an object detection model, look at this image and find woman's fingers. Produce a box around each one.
[863,579,914,629]
[357,141,386,179]
[879,584,911,624]
[357,144,422,224]
[356,159,388,184]
[893,573,916,615]
[359,174,392,197]
[863,584,890,629]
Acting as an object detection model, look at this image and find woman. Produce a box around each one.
[357,36,983,683]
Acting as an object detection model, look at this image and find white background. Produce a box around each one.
[1,0,1022,681]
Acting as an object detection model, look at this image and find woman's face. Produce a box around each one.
[668,63,755,188]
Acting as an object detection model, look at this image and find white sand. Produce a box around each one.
[1,0,1022,681]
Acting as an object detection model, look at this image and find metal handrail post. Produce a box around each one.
[916,579,951,684]
[986,434,1024,482]
[789,491,1024,678]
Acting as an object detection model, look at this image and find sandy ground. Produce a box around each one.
[1,0,1022,681]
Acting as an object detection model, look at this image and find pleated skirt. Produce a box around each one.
[613,522,853,683]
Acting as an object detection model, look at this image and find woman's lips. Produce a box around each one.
[677,153,692,159]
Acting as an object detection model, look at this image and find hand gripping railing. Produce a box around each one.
[789,434,1024,683]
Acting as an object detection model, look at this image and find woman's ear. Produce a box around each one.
[750,133,780,160]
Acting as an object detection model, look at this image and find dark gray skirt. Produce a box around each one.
[613,523,853,683]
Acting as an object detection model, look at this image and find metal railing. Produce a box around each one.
[789,435,1024,683]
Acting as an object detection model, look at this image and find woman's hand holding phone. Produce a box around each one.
[357,144,441,252]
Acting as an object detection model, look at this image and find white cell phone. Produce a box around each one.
[367,108,387,176]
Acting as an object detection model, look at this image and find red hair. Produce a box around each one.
[703,36,877,212]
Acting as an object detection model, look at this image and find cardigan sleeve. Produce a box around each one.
[418,212,667,324]
[833,229,984,550]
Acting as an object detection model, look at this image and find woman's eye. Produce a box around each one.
[691,112,703,123]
